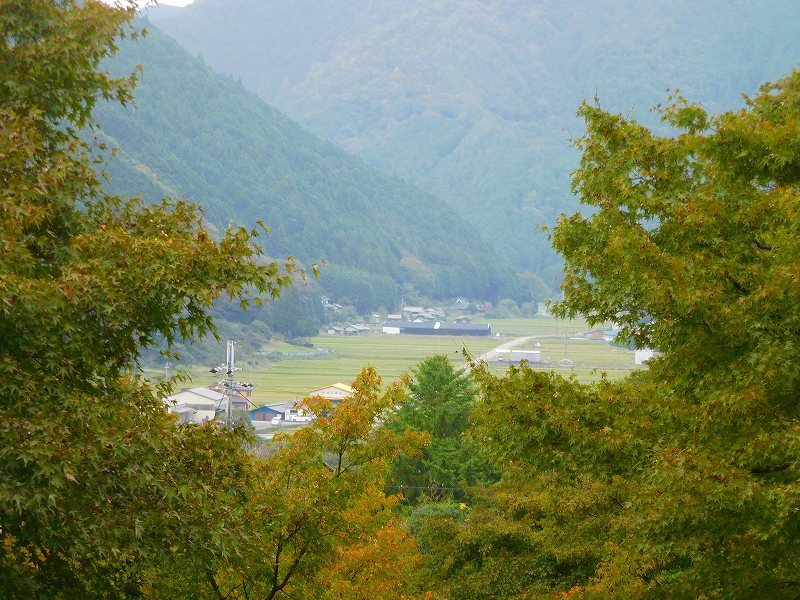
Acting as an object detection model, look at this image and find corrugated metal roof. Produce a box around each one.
[184,387,225,401]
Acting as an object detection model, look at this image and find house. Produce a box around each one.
[386,313,402,321]
[450,298,470,310]
[586,329,605,340]
[509,349,541,364]
[307,383,355,404]
[326,326,344,335]
[321,296,343,313]
[412,314,435,322]
[344,324,370,335]
[420,308,445,320]
[369,314,382,325]
[249,404,285,422]
[402,306,425,318]
[164,387,223,424]
[453,315,472,324]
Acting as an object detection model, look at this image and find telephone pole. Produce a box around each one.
[225,340,235,428]
[209,340,242,430]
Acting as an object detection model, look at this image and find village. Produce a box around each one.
[163,299,656,432]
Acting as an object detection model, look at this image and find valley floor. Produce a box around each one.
[183,316,642,406]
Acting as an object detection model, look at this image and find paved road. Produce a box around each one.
[465,336,536,372]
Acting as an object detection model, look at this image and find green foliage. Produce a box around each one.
[194,368,428,599]
[0,2,298,595]
[552,71,800,596]
[320,264,399,313]
[387,355,496,505]
[0,6,431,597]
[419,71,800,598]
[416,366,612,598]
[140,307,274,368]
[266,283,325,339]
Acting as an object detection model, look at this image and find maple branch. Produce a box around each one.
[608,494,627,510]
[750,463,790,475]
[267,544,309,600]
[203,564,226,600]
[271,537,284,592]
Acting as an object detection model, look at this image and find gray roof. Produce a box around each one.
[183,387,225,401]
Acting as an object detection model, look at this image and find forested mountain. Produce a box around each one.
[151,0,800,281]
[94,23,517,311]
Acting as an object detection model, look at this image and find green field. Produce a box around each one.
[180,317,641,406]
[186,333,500,405]
[472,316,589,337]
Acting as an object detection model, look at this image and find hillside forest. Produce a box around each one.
[95,23,521,312]
[152,0,800,285]
[3,1,800,598]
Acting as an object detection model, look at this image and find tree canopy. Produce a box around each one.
[386,355,495,504]
[0,4,431,596]
[0,1,293,595]
[415,70,800,598]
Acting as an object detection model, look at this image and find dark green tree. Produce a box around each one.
[266,284,324,340]
[387,355,494,504]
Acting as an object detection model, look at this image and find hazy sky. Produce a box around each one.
[101,0,195,7]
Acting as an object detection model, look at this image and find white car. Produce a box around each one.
[270,415,282,425]
[285,410,314,423]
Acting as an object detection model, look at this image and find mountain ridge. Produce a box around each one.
[95,22,522,311]
[152,0,800,280]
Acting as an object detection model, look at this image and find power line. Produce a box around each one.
[385,485,464,492]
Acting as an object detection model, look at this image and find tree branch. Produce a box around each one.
[203,564,226,600]
[750,463,790,475]
[271,537,284,592]
[267,544,309,600]
[608,494,627,510]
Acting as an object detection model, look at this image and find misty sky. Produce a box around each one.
[101,0,195,7]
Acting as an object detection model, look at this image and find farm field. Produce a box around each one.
[180,316,642,406]
[471,315,589,337]
[186,333,501,406]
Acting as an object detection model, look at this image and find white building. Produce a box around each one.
[306,383,355,404]
[164,387,224,424]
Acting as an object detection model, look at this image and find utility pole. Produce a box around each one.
[209,340,242,430]
[225,340,235,428]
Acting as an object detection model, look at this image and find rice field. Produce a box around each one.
[185,333,500,405]
[179,316,641,406]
